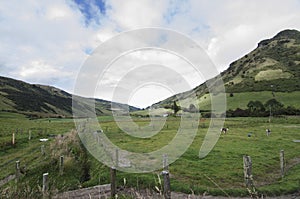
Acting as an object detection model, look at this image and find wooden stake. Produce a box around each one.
[280,150,285,178]
[162,154,171,199]
[28,130,31,140]
[162,170,171,199]
[12,132,15,145]
[15,160,20,181]
[59,156,64,175]
[243,155,252,187]
[42,173,49,194]
[110,167,116,197]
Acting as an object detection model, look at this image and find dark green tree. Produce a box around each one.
[265,99,284,114]
[253,100,265,112]
[173,101,180,115]
[247,101,255,112]
[247,100,265,112]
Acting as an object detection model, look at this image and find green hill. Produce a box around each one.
[0,76,139,118]
[149,29,300,115]
[224,29,300,93]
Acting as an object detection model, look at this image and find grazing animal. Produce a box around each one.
[221,127,229,134]
[266,129,271,136]
[97,129,103,133]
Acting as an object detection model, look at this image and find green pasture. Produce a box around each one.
[131,91,300,116]
[1,112,300,197]
[198,91,300,111]
[224,91,300,110]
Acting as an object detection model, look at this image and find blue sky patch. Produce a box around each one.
[73,0,106,25]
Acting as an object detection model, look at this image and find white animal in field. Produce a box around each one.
[266,128,271,136]
[221,127,229,134]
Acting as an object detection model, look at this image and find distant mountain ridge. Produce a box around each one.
[0,76,139,118]
[151,29,300,111]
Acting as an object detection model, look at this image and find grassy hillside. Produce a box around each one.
[196,91,300,111]
[150,29,300,113]
[133,91,300,117]
[224,29,300,93]
[0,76,139,118]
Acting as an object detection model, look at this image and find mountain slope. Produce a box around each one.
[0,76,139,118]
[224,29,300,93]
[151,29,300,111]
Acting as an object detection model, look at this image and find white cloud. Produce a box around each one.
[17,60,70,80]
[105,0,169,29]
[0,0,105,89]
[93,49,204,107]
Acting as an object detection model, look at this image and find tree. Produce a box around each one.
[173,101,180,115]
[265,99,284,115]
[253,100,265,112]
[247,101,255,112]
[247,100,266,116]
[247,100,265,112]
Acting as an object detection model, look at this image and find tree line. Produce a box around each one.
[226,98,300,117]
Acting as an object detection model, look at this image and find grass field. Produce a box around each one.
[1,112,300,197]
[225,91,300,110]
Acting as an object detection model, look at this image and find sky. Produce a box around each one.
[0,0,300,108]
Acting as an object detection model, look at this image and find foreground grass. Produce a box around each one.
[1,113,300,197]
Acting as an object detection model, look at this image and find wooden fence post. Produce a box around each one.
[28,130,31,140]
[162,154,171,199]
[15,160,20,181]
[162,171,171,199]
[12,132,15,146]
[59,156,64,175]
[243,155,253,187]
[42,173,49,194]
[110,167,117,198]
[280,150,285,178]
